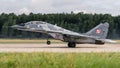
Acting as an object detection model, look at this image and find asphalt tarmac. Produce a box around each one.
[0,43,119,53]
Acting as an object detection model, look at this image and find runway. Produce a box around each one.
[0,43,120,53]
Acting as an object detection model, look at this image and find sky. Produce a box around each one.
[0,0,120,16]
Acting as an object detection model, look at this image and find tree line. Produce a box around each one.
[0,12,120,39]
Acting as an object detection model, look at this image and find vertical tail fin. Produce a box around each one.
[86,22,109,39]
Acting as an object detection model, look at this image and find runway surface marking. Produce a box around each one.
[0,44,119,52]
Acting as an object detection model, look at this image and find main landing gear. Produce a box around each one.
[68,42,76,48]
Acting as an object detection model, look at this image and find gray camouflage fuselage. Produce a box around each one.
[11,21,115,45]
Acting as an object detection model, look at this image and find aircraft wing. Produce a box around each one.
[47,30,96,39]
[62,31,94,39]
[62,32,116,44]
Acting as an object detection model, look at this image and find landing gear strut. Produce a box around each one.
[68,42,76,48]
[47,36,51,45]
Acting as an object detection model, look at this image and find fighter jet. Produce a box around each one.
[11,21,116,48]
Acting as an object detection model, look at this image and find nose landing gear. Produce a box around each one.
[47,36,51,45]
[47,41,51,45]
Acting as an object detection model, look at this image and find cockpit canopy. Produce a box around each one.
[25,21,46,25]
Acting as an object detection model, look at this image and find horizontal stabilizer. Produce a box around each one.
[98,39,117,44]
[104,39,117,44]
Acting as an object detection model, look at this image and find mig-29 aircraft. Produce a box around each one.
[11,21,116,48]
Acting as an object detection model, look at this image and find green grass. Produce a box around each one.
[0,53,120,68]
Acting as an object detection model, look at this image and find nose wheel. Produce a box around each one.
[47,36,51,45]
[47,41,51,45]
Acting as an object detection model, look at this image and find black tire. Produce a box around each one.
[47,41,51,45]
[68,42,76,48]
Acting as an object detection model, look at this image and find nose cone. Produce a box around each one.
[11,25,19,29]
[11,25,26,29]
